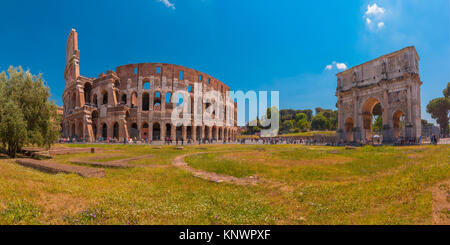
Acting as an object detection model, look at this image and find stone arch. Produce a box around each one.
[121,94,127,105]
[196,126,202,140]
[153,123,161,140]
[93,94,98,106]
[361,97,383,140]
[131,92,138,108]
[187,126,192,140]
[166,123,172,139]
[142,122,149,139]
[84,83,92,105]
[154,91,161,110]
[176,126,182,140]
[142,92,150,111]
[101,123,108,139]
[92,124,97,139]
[129,123,139,139]
[165,92,172,103]
[219,127,223,140]
[212,126,217,140]
[71,92,77,109]
[77,121,83,139]
[113,122,119,139]
[143,79,151,90]
[102,91,108,105]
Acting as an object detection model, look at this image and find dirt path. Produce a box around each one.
[172,152,260,186]
[432,180,450,225]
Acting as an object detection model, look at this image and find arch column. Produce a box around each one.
[182,125,187,141]
[161,123,166,139]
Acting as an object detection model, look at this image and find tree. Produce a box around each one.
[0,66,60,157]
[295,113,307,122]
[297,118,310,132]
[372,116,383,133]
[311,114,329,131]
[0,101,27,157]
[426,97,450,137]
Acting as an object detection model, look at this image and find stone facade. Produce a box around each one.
[62,29,238,142]
[336,46,422,143]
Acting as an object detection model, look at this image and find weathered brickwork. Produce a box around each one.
[336,46,422,143]
[62,29,238,142]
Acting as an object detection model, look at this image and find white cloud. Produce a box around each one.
[364,3,386,31]
[325,61,348,71]
[335,63,348,70]
[159,0,175,10]
[365,3,385,16]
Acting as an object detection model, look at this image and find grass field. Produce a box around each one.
[0,144,448,225]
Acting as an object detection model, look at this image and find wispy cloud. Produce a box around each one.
[159,0,175,10]
[364,3,386,31]
[325,61,348,71]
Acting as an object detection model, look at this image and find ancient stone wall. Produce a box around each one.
[62,29,239,142]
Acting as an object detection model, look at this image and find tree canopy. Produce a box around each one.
[426,83,450,137]
[0,66,60,157]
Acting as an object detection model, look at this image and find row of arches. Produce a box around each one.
[90,120,237,142]
[343,97,406,143]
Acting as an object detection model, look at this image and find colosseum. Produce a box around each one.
[62,29,238,143]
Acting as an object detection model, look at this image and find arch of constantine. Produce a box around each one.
[336,46,422,144]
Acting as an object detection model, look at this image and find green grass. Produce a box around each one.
[0,143,448,224]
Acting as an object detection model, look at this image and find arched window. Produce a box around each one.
[188,85,192,93]
[165,92,172,103]
[113,122,119,139]
[176,93,183,106]
[84,83,92,105]
[154,92,161,107]
[121,94,127,104]
[142,93,150,111]
[131,92,138,108]
[92,110,99,120]
[179,71,184,80]
[102,123,108,139]
[71,93,77,109]
[143,79,151,90]
[102,91,108,105]
[93,94,98,106]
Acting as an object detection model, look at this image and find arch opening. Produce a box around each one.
[362,98,383,142]
[142,93,150,111]
[101,123,108,139]
[153,123,161,140]
[113,122,119,139]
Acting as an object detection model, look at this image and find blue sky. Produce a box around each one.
[0,0,448,122]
